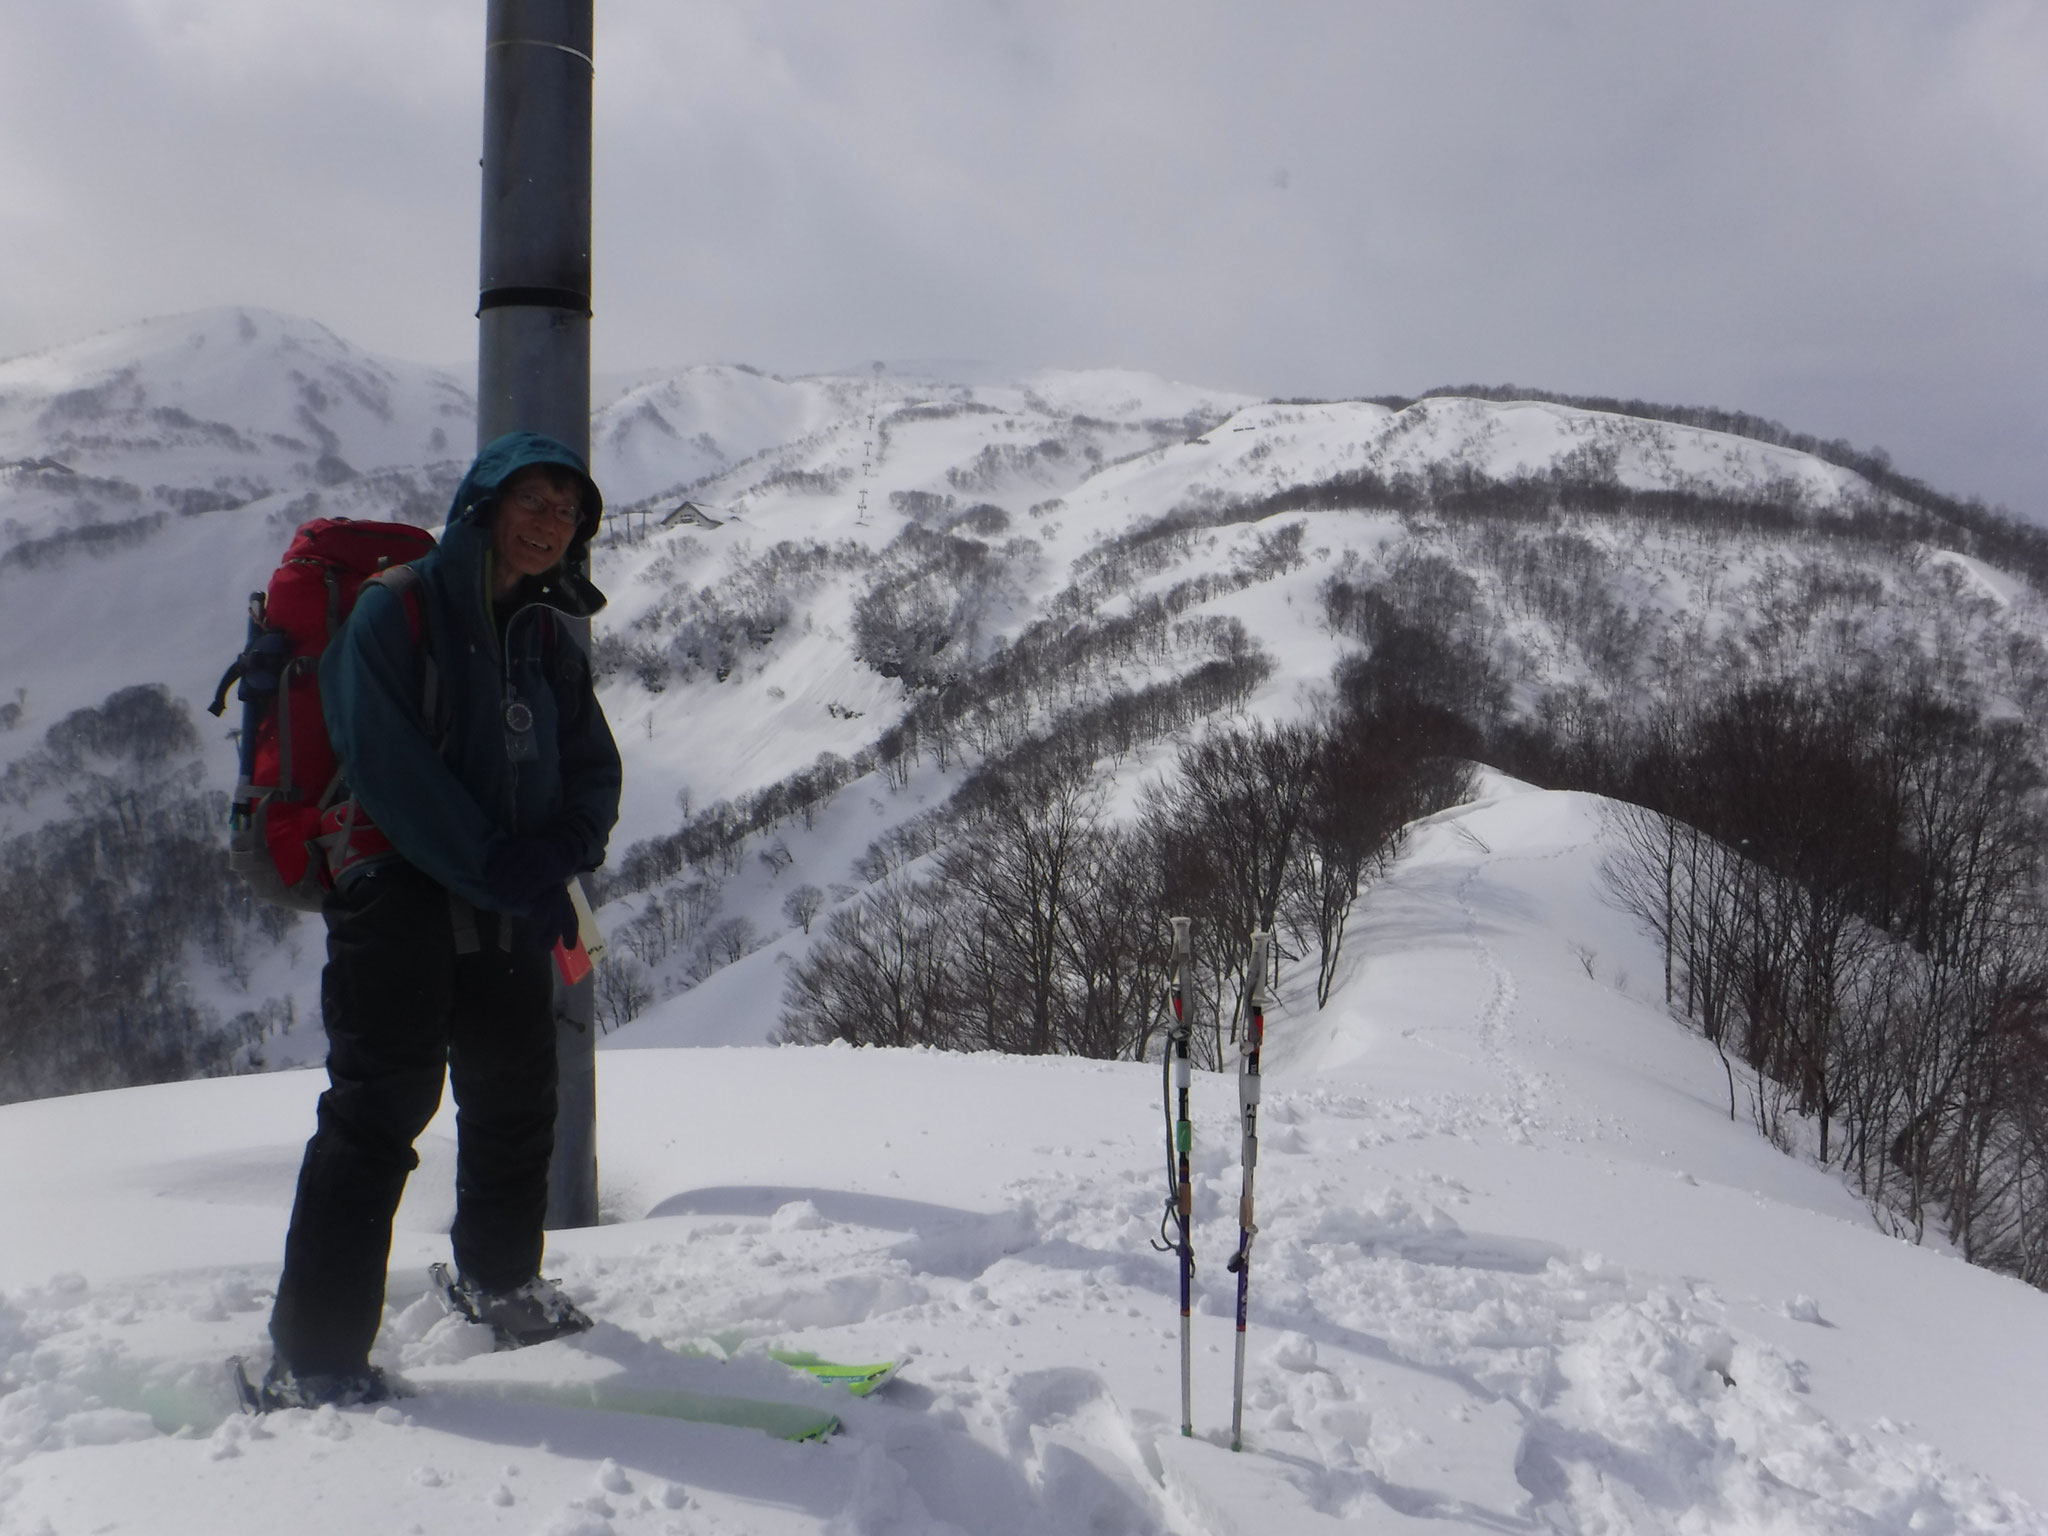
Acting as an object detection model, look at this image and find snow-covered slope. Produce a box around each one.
[2,779,2042,1534]
[0,307,471,532]
[593,366,857,508]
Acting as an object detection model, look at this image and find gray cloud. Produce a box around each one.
[2,1,2042,514]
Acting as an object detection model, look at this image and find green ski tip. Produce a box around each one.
[692,1331,903,1397]
[765,1349,899,1397]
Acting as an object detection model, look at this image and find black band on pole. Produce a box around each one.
[476,286,592,317]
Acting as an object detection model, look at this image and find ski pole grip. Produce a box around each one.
[1169,915,1191,1026]
[1247,929,1271,1006]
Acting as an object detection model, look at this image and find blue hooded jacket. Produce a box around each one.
[321,432,622,911]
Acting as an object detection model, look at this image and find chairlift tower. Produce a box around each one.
[855,361,882,527]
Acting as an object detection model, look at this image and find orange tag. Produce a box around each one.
[553,937,592,987]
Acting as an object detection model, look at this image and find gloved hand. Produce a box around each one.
[534,883,581,950]
[485,830,582,916]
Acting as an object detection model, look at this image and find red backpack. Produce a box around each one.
[209,517,439,910]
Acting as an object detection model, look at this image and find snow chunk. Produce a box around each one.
[1264,1331,1319,1372]
[1784,1294,1825,1324]
[771,1198,827,1232]
[396,1308,500,1368]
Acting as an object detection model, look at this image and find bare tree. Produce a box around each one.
[780,875,955,1047]
[942,744,1104,1055]
[594,957,655,1034]
[1144,721,1317,1038]
[782,883,825,934]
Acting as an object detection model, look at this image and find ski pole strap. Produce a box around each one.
[207,659,243,718]
[210,594,269,717]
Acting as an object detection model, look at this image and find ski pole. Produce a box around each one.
[1167,916,1194,1437]
[1227,928,1271,1453]
[1152,917,1197,1435]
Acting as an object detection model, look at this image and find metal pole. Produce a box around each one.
[479,0,593,452]
[1228,928,1272,1452]
[479,0,598,1230]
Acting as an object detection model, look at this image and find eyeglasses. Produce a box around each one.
[507,484,583,528]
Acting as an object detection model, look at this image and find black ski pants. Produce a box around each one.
[268,862,559,1374]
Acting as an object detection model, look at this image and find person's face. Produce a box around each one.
[494,469,583,583]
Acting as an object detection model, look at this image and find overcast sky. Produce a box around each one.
[2,2,2042,515]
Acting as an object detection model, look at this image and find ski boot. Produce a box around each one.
[232,1356,396,1412]
[429,1262,593,1349]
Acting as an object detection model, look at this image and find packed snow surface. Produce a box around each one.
[5,778,2044,1535]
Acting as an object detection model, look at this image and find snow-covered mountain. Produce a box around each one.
[0,307,472,534]
[6,306,2046,1073]
[0,304,1936,794]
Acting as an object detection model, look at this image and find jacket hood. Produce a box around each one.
[447,431,603,541]
[444,431,607,619]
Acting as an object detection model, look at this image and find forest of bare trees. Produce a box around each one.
[777,648,1473,1067]
[1310,491,2048,1288]
[1587,678,2048,1283]
[0,685,294,1103]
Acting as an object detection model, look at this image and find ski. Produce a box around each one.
[1226,928,1272,1453]
[423,1266,892,1396]
[686,1330,900,1396]
[224,1268,854,1442]
[228,1353,839,1442]
[762,1349,898,1397]
[414,1375,840,1441]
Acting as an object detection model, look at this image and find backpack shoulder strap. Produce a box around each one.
[361,564,442,742]
[362,564,426,640]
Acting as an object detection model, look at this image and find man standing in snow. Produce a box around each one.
[261,432,622,1409]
